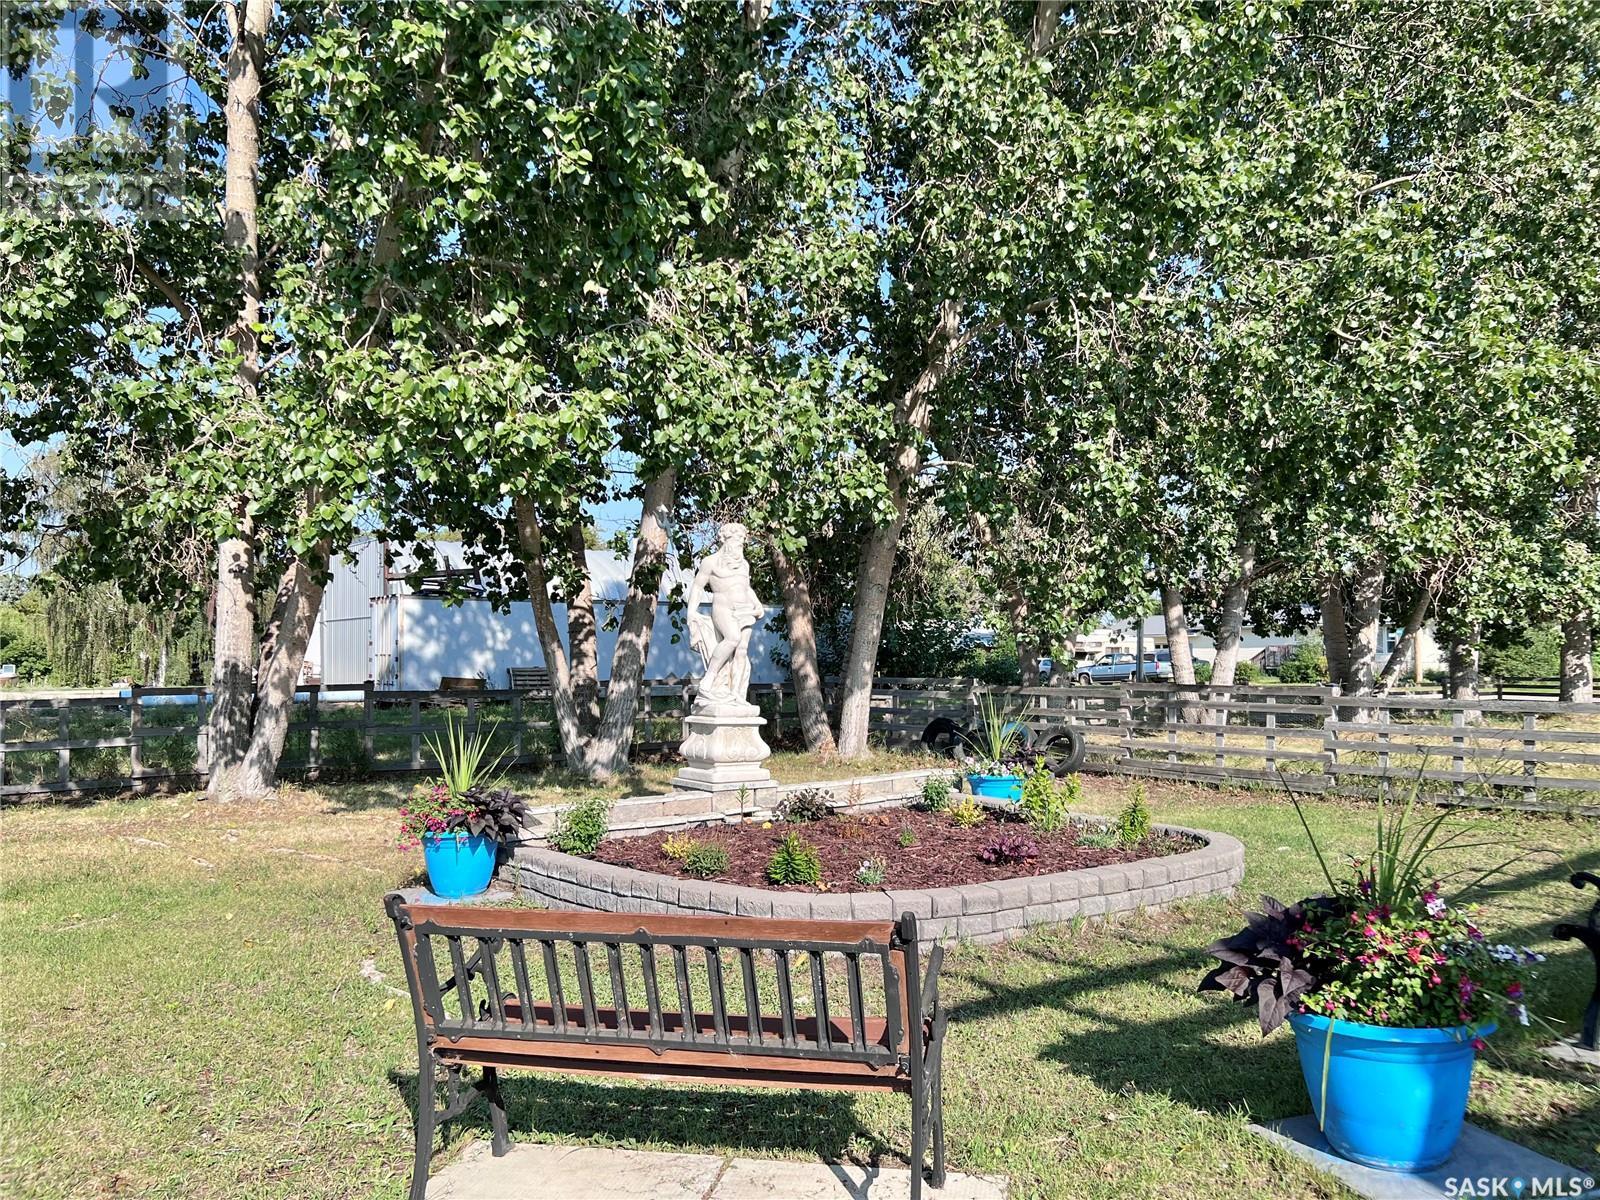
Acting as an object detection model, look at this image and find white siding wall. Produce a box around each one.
[391,596,790,691]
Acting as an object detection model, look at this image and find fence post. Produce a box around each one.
[0,697,6,787]
[1166,690,1178,766]
[1522,712,1538,807]
[1378,703,1391,800]
[130,687,144,782]
[1323,686,1341,780]
[1451,708,1467,800]
[57,702,70,789]
[1116,688,1134,764]
[307,684,321,776]
[1213,688,1227,769]
[410,697,422,771]
[362,681,375,762]
[1263,692,1277,776]
[512,692,525,763]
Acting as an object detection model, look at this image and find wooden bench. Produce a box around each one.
[505,667,551,694]
[385,892,948,1199]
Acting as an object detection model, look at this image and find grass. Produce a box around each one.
[2,760,1596,1199]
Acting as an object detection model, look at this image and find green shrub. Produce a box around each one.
[766,832,823,886]
[682,843,729,879]
[550,795,610,856]
[1019,758,1070,833]
[776,787,831,823]
[854,856,887,887]
[897,824,918,849]
[1114,782,1151,847]
[917,774,951,812]
[1273,640,1327,684]
[1194,659,1263,685]
[948,797,985,829]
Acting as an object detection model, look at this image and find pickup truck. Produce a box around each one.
[1075,651,1174,685]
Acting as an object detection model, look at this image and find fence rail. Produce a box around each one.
[3,677,1598,814]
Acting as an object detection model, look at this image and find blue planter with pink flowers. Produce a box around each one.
[1288,1012,1494,1172]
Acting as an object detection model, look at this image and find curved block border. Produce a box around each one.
[504,823,1245,946]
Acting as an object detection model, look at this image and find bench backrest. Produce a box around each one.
[385,895,920,1069]
[506,667,551,692]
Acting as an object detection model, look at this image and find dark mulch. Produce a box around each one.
[588,806,1201,892]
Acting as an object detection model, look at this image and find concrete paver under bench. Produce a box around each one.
[504,816,1245,945]
[429,1141,1009,1200]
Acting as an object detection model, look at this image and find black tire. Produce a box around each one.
[1038,728,1087,776]
[921,716,969,758]
[1075,673,1093,686]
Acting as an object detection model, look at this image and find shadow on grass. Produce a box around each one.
[316,764,666,815]
[389,1068,888,1164]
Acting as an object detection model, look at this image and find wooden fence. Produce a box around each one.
[4,676,1598,815]
[0,680,797,799]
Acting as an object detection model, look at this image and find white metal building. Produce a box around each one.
[305,539,791,691]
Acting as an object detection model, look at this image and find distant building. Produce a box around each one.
[305,539,791,691]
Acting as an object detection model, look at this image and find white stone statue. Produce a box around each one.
[685,522,763,715]
[671,521,774,796]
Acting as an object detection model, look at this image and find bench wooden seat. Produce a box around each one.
[385,893,947,1199]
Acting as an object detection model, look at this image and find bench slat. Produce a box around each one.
[605,943,630,1033]
[508,940,535,1031]
[706,948,730,1045]
[740,947,762,1049]
[574,942,599,1031]
[810,952,831,1051]
[641,943,665,1041]
[403,903,895,949]
[479,939,505,1025]
[539,941,567,1034]
[846,953,867,1052]
[776,949,798,1048]
[672,944,695,1045]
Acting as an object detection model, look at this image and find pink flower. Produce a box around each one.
[1363,924,1378,938]
[1407,946,1423,964]
[1470,1036,1487,1052]
[1458,977,1477,1001]
[1429,971,1442,986]
[1423,891,1446,918]
[1506,981,1523,1000]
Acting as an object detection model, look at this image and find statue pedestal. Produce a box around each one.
[671,710,774,796]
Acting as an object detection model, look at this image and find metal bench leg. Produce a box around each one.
[480,1066,511,1156]
[410,1053,437,1200]
[930,1033,946,1189]
[910,1069,928,1200]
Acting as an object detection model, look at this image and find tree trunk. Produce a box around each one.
[234,543,330,798]
[1207,541,1255,688]
[837,300,966,758]
[771,545,836,755]
[1007,590,1042,686]
[564,522,602,734]
[1375,583,1431,693]
[586,469,676,777]
[1561,612,1594,703]
[1448,629,1482,724]
[1161,584,1202,722]
[206,0,272,799]
[513,495,590,768]
[1344,554,1385,697]
[1161,585,1197,686]
[1320,574,1351,695]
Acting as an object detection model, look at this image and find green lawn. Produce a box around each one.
[2,757,1596,1199]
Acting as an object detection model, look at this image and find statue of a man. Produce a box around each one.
[686,523,763,713]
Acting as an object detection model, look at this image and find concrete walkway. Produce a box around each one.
[429,1141,1009,1200]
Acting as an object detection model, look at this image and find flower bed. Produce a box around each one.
[590,805,1201,891]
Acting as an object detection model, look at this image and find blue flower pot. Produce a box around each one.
[421,832,498,899]
[1288,1012,1494,1172]
[967,773,1023,801]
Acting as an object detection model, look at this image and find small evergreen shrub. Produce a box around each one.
[766,832,823,886]
[1115,782,1151,846]
[1019,759,1070,833]
[549,795,610,856]
[776,787,831,823]
[854,856,888,887]
[948,797,985,829]
[682,843,730,879]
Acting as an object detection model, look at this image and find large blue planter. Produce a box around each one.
[967,773,1023,801]
[1288,1012,1494,1172]
[421,832,498,899]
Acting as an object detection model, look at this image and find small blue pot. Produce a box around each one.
[967,773,1023,801]
[1288,1012,1494,1172]
[421,833,498,899]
